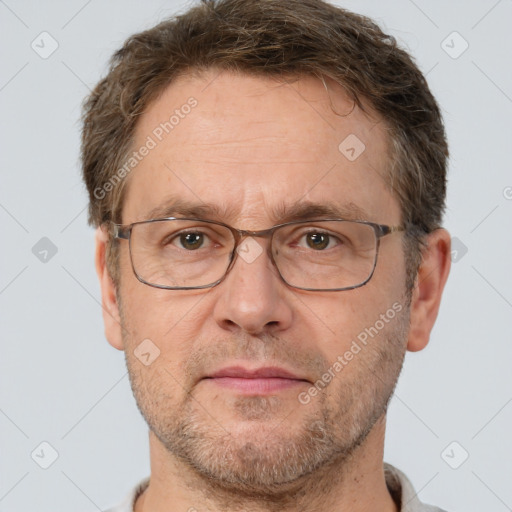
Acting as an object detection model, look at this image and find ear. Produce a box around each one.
[407,228,451,352]
[95,226,124,350]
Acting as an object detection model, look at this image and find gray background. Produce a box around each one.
[1,0,511,511]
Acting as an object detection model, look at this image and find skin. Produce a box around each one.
[95,70,451,512]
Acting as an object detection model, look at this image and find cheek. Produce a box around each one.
[118,274,212,366]
[304,277,407,359]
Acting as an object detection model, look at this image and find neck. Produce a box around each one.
[135,415,398,512]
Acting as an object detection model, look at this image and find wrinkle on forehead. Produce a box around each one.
[123,70,399,228]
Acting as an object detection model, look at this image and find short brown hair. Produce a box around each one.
[81,0,448,289]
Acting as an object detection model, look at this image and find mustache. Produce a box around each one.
[183,332,330,386]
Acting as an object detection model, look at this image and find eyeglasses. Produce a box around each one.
[111,217,405,292]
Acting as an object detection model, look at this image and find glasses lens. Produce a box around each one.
[273,220,378,290]
[130,219,234,288]
[128,219,378,290]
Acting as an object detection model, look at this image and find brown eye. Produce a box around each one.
[305,232,330,250]
[179,232,204,250]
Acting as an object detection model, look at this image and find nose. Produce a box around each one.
[212,237,293,335]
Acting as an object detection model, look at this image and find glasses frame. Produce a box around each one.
[111,217,405,292]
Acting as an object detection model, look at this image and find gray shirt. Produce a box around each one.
[103,463,448,512]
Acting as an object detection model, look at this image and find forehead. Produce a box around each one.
[123,70,400,226]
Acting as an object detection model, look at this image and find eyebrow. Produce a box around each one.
[144,197,239,222]
[142,196,371,225]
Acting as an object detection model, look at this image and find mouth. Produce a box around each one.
[203,366,311,394]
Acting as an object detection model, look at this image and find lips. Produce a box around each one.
[208,366,304,380]
[203,366,310,394]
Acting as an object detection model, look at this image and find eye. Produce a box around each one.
[175,231,207,250]
[305,232,329,250]
[300,231,339,251]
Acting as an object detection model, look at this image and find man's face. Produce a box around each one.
[113,71,410,492]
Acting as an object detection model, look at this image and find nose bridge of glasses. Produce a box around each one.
[226,226,279,278]
[235,225,276,239]
[231,225,277,253]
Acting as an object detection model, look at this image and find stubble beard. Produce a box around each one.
[122,305,409,499]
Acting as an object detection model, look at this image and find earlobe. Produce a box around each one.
[407,229,451,352]
[95,226,124,351]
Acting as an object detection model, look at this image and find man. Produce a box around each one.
[82,0,451,510]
